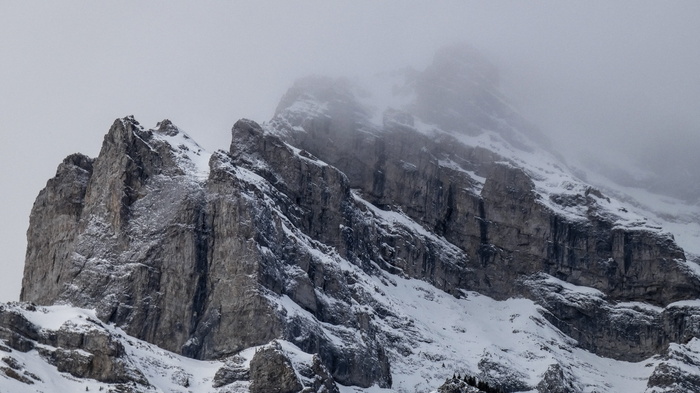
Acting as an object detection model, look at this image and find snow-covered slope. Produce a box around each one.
[5,273,700,392]
[1,303,226,393]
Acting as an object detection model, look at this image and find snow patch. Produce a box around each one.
[150,122,212,181]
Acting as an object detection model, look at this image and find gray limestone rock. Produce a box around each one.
[0,305,39,352]
[249,344,303,393]
[437,379,481,393]
[18,46,700,391]
[21,116,393,387]
[525,274,700,362]
[536,364,580,393]
[22,117,285,362]
[212,355,250,388]
[646,341,700,393]
[271,75,700,366]
[1,365,35,384]
[477,356,530,392]
[0,304,147,385]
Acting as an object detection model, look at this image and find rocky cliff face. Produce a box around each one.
[16,45,700,392]
[21,116,394,388]
[271,71,693,308]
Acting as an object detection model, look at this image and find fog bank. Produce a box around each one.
[1,2,699,301]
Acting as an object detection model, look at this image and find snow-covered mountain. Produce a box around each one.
[4,45,700,393]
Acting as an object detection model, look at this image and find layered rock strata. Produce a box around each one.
[20,45,700,390]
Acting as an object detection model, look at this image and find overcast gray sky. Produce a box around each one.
[2,1,700,301]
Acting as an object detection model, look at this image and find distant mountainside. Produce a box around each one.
[4,45,700,392]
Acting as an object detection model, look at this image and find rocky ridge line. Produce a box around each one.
[16,45,700,392]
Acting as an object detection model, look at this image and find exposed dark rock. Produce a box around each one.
[525,274,700,362]
[302,355,341,393]
[44,328,145,384]
[212,342,340,393]
[0,306,39,352]
[0,305,147,386]
[1,366,34,384]
[249,343,303,393]
[647,339,700,393]
[647,363,700,393]
[437,379,478,393]
[20,153,94,304]
[477,357,530,392]
[1,356,22,370]
[20,115,392,387]
[437,375,503,393]
[536,364,580,393]
[212,355,249,387]
[22,117,284,362]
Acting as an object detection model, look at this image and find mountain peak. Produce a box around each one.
[155,118,179,136]
[430,43,500,87]
[11,47,700,393]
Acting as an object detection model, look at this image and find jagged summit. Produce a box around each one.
[155,118,179,136]
[273,45,550,153]
[271,56,673,239]
[7,46,700,392]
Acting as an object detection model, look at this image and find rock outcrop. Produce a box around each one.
[1,303,340,392]
[21,116,394,388]
[0,303,147,386]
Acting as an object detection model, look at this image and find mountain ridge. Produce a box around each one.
[5,45,700,392]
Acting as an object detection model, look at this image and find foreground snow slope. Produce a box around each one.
[5,262,700,393]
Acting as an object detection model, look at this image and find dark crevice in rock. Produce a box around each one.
[184,204,210,358]
[477,198,488,244]
[371,139,387,202]
[623,232,633,274]
[476,198,493,267]
[435,183,455,236]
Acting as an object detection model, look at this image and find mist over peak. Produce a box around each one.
[273,44,556,164]
[4,4,700,390]
[2,0,699,310]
